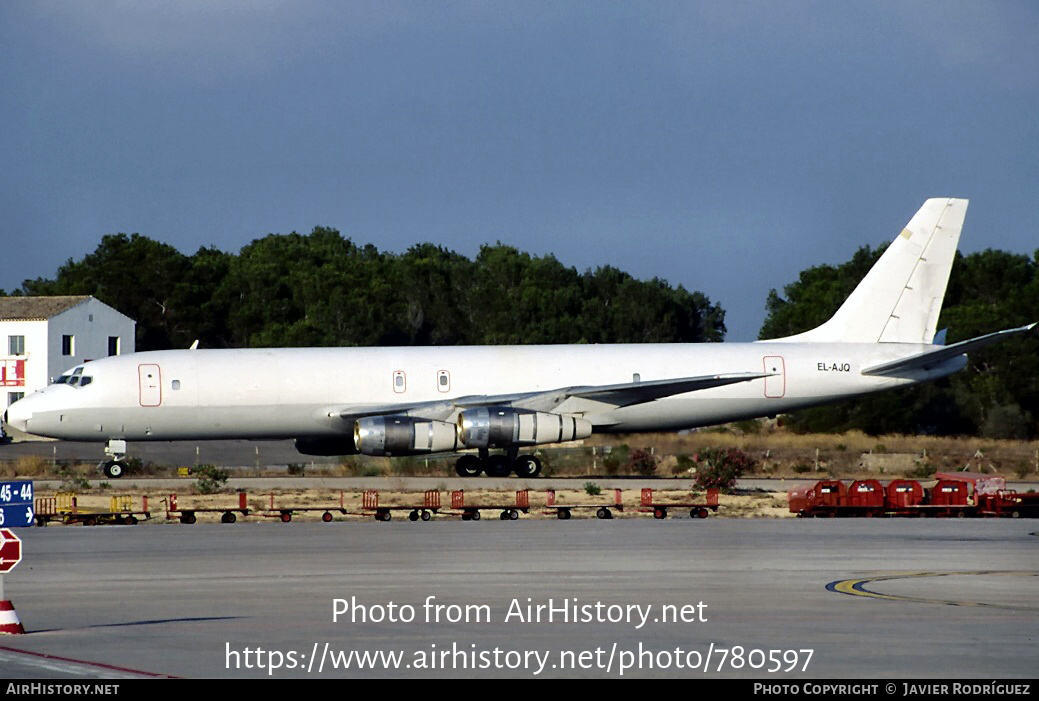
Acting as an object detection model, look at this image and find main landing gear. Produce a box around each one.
[454,448,542,478]
[99,439,129,479]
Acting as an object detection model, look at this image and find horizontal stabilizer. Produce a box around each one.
[861,323,1036,377]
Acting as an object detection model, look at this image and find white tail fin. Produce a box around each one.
[779,198,967,344]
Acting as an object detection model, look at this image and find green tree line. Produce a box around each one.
[761,246,1039,439]
[8,228,725,350]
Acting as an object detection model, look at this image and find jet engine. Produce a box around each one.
[456,407,592,449]
[353,416,459,456]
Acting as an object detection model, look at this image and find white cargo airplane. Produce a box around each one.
[4,198,1034,478]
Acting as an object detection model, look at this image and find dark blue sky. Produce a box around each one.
[2,1,1036,340]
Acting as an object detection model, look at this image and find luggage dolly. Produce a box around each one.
[164,492,251,524]
[34,493,151,526]
[262,492,348,523]
[362,490,440,522]
[545,488,624,520]
[451,489,530,521]
[639,488,719,519]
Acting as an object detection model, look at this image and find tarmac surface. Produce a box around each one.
[0,518,1036,679]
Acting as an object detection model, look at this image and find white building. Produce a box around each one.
[1,296,135,412]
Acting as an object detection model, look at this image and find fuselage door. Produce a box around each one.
[139,364,162,407]
[763,356,786,398]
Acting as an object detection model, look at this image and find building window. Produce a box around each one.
[8,392,24,405]
[108,336,120,356]
[8,336,24,356]
[62,335,75,356]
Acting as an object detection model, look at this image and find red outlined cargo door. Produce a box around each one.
[763,356,786,398]
[139,364,162,407]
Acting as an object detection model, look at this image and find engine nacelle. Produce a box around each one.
[353,416,459,456]
[456,408,592,449]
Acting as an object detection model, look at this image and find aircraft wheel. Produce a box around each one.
[484,455,511,478]
[102,461,126,479]
[455,455,483,477]
[421,510,432,521]
[512,455,542,478]
[409,510,419,522]
[222,512,237,524]
[322,512,333,523]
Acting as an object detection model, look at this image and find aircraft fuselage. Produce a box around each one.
[7,341,963,443]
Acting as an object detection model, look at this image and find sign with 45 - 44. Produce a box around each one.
[0,481,34,528]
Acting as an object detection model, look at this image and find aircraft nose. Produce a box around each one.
[5,397,30,433]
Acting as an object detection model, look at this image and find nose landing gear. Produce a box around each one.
[99,439,129,479]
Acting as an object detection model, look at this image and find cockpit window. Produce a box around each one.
[53,366,85,385]
[54,367,92,387]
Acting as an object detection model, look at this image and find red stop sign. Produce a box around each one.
[0,528,22,574]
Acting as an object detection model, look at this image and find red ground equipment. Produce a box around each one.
[845,480,885,517]
[885,479,925,513]
[262,492,348,523]
[545,488,624,520]
[639,488,719,519]
[451,490,529,521]
[165,492,250,524]
[362,490,440,522]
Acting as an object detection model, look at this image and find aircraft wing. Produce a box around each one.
[861,323,1037,377]
[549,372,772,407]
[334,371,772,421]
